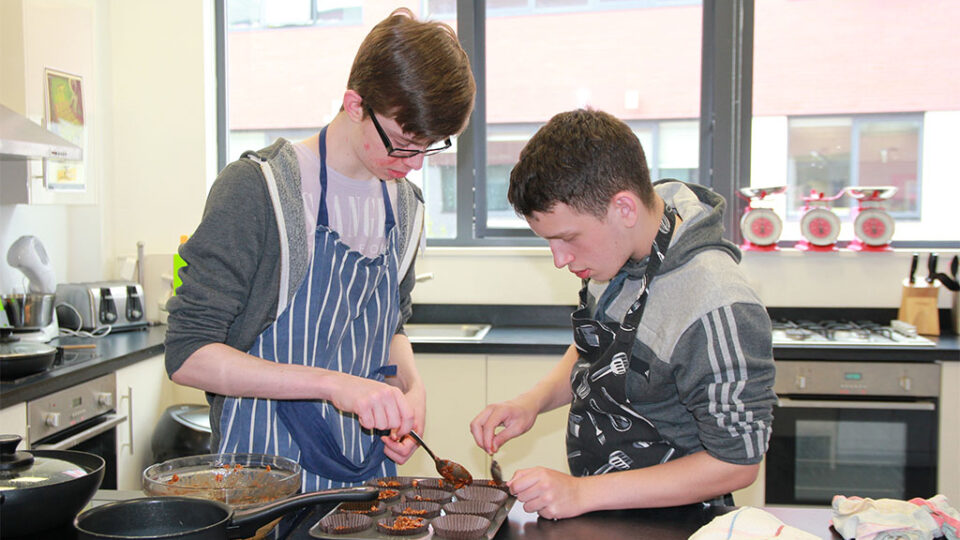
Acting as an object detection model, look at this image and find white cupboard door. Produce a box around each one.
[115,354,166,490]
[397,354,487,480]
[486,355,570,477]
[0,403,28,441]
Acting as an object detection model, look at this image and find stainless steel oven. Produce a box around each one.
[26,372,127,489]
[766,360,939,505]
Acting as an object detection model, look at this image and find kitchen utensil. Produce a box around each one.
[490,456,503,485]
[0,434,105,537]
[74,486,378,540]
[6,235,57,294]
[909,253,919,284]
[0,328,58,379]
[150,405,212,463]
[1,293,55,329]
[926,253,938,283]
[935,273,960,291]
[55,281,147,332]
[143,452,300,540]
[407,431,473,488]
[143,453,300,509]
[951,255,958,280]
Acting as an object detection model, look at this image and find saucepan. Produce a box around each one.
[0,434,105,537]
[74,485,378,540]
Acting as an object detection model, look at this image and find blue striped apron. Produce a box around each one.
[218,126,401,492]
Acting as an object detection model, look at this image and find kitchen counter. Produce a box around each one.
[22,490,842,540]
[410,323,959,360]
[2,317,957,408]
[0,325,166,408]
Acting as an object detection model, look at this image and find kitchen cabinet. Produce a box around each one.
[939,361,959,504]
[486,355,569,475]
[114,354,205,489]
[0,402,27,440]
[397,354,568,482]
[398,354,488,479]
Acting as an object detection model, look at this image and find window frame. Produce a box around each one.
[214,0,958,249]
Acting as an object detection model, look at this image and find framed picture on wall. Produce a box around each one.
[43,68,86,191]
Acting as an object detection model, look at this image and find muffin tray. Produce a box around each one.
[309,477,514,540]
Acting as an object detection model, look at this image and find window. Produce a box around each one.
[750,0,959,245]
[786,115,921,219]
[218,0,959,247]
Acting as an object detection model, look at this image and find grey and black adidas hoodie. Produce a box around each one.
[585,180,776,465]
[164,139,424,448]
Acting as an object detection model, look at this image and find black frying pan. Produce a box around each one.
[0,329,58,380]
[0,438,105,537]
[74,486,377,540]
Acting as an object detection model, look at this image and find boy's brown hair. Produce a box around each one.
[348,8,476,143]
[508,108,656,219]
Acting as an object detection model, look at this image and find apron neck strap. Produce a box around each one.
[316,126,396,233]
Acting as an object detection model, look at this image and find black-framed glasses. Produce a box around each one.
[365,105,452,158]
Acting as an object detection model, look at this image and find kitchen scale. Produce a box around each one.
[797,189,844,252]
[737,186,786,251]
[845,186,897,252]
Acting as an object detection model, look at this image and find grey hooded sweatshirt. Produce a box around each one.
[585,180,776,465]
[164,139,424,449]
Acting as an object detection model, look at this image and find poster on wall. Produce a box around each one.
[43,68,86,191]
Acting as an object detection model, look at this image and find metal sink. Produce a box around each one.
[403,323,492,342]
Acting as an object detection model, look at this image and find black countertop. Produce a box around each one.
[18,490,842,540]
[0,325,166,408]
[2,313,957,409]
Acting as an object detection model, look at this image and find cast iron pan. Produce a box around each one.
[74,485,378,540]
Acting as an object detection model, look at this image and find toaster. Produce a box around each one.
[55,281,148,332]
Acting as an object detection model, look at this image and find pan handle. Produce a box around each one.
[226,486,378,538]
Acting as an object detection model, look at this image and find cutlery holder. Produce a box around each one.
[898,279,940,336]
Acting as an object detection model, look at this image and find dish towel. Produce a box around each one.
[831,495,945,540]
[689,507,821,539]
[909,495,960,540]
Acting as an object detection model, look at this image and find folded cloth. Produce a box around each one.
[831,495,941,540]
[689,507,821,540]
[909,494,960,540]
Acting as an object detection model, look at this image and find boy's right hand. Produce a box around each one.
[469,397,538,454]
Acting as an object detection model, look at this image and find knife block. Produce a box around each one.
[898,279,940,336]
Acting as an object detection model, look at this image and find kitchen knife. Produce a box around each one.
[936,273,960,292]
[926,252,938,284]
[908,252,919,284]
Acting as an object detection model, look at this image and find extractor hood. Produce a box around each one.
[0,103,82,161]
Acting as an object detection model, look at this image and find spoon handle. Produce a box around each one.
[407,431,439,462]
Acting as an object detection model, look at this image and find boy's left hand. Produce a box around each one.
[508,466,588,520]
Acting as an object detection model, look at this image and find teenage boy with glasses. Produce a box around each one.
[165,8,476,493]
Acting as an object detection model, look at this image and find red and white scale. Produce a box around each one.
[738,186,787,251]
[846,186,898,252]
[796,186,898,251]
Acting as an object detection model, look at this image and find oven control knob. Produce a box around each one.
[96,392,114,407]
[795,375,807,390]
[44,412,61,428]
[900,376,912,392]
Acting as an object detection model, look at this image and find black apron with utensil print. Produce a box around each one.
[566,206,680,477]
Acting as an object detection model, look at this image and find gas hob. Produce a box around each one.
[771,319,935,347]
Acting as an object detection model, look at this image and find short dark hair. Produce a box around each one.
[348,8,476,143]
[508,108,655,219]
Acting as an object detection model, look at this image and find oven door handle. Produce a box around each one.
[31,414,128,450]
[776,397,935,411]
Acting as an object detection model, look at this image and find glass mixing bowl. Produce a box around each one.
[142,453,301,509]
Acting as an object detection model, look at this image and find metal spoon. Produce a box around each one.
[407,431,473,488]
[490,456,503,485]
